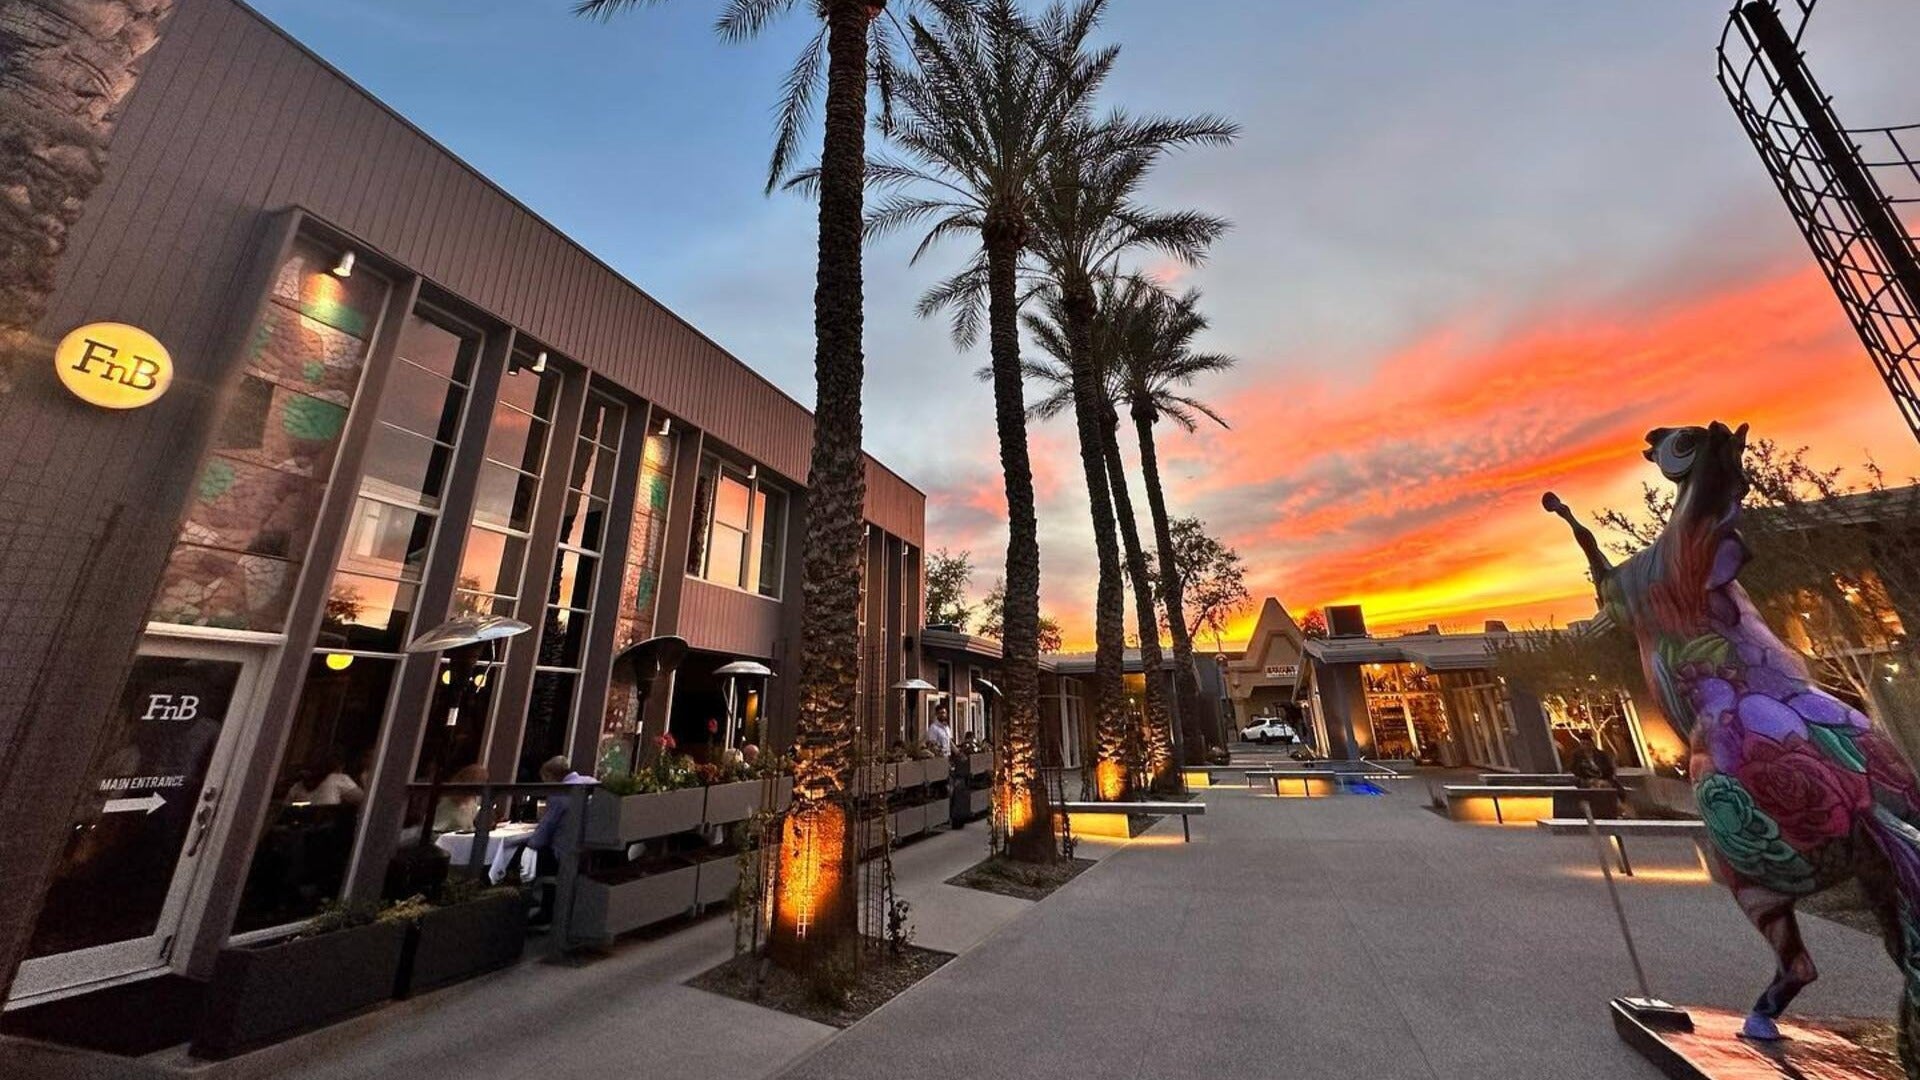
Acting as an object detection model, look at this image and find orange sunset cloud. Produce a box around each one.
[1015,258,1920,651]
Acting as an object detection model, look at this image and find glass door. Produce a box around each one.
[11,636,264,1004]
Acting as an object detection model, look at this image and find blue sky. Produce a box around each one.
[249,0,1920,643]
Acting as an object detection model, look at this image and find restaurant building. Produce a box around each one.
[5,0,924,1011]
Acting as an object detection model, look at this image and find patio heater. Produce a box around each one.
[611,635,688,770]
[714,659,775,750]
[403,614,532,884]
[891,677,936,747]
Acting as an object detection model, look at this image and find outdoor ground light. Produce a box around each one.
[331,250,355,277]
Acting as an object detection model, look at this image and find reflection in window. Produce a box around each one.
[519,391,623,780]
[238,305,482,932]
[686,453,786,598]
[150,237,389,631]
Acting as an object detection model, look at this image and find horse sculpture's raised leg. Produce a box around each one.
[1729,878,1819,1040]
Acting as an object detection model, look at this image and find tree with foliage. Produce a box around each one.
[1024,117,1235,798]
[924,547,976,627]
[0,0,185,1002]
[578,0,962,968]
[1299,609,1329,639]
[1116,282,1235,762]
[1024,277,1178,784]
[1169,516,1251,647]
[977,579,1064,653]
[877,0,1112,856]
[1594,440,1920,761]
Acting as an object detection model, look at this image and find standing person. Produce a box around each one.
[925,705,954,758]
[947,739,971,830]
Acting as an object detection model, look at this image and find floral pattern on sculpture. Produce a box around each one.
[1695,774,1817,894]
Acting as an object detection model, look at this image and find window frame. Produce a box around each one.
[688,452,788,599]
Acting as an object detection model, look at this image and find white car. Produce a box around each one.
[1239,719,1297,744]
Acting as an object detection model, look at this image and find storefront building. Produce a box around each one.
[7,0,923,1009]
[1220,598,1309,733]
[1300,616,1561,772]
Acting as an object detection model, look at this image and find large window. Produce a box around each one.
[236,307,481,932]
[149,237,389,631]
[519,392,624,780]
[686,453,786,597]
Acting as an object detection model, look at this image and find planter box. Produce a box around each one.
[695,855,742,907]
[574,862,699,938]
[192,920,408,1059]
[890,801,927,839]
[400,891,526,998]
[891,759,922,790]
[585,787,707,848]
[969,751,994,778]
[704,779,772,826]
[969,787,992,816]
[853,763,895,797]
[772,775,794,813]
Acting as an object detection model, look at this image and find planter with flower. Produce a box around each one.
[586,734,708,848]
[702,753,795,826]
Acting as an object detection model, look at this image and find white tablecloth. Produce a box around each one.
[435,823,538,883]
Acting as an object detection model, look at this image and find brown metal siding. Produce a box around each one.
[678,579,786,659]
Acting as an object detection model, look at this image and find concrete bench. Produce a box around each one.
[1442,784,1619,825]
[1059,800,1205,842]
[1479,772,1577,786]
[1537,817,1708,877]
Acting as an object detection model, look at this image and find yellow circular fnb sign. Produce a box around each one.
[54,322,173,409]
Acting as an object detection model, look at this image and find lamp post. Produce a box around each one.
[714,659,775,750]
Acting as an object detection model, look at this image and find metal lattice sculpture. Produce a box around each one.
[1718,1,1920,442]
[1547,425,1920,1073]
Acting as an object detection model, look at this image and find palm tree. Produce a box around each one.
[1024,278,1178,790]
[871,0,1114,859]
[1024,119,1234,799]
[577,0,949,967]
[0,0,181,1004]
[1119,286,1236,765]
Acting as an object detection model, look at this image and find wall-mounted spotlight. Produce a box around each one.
[532,350,548,373]
[331,250,356,278]
[747,464,758,480]
[657,417,672,436]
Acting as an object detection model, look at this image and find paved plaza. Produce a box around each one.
[267,760,1898,1080]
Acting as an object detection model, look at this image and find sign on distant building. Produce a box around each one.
[1263,664,1299,679]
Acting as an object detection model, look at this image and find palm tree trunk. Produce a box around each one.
[1101,411,1176,791]
[1061,283,1131,801]
[1,0,176,386]
[983,221,1052,860]
[771,0,870,968]
[0,0,178,1004]
[1134,402,1214,763]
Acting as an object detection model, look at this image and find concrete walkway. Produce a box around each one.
[782,778,1898,1080]
[270,772,1900,1080]
[271,818,1077,1080]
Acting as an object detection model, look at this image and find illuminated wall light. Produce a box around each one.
[331,250,356,278]
[324,653,354,671]
[776,803,845,943]
[657,416,672,436]
[532,350,548,373]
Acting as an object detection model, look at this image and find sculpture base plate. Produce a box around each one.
[1612,1000,1903,1079]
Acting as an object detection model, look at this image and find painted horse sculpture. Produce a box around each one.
[1546,421,1920,1071]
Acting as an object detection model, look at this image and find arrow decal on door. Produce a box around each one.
[103,793,167,815]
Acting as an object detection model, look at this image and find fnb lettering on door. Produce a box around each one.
[143,695,202,722]
[54,322,173,409]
